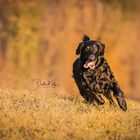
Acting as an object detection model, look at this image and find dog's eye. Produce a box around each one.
[85,47,90,52]
[93,45,98,52]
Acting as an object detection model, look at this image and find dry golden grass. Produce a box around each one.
[0,89,140,140]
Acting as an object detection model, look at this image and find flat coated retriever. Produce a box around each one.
[73,35,127,111]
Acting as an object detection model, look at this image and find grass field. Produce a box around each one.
[0,89,140,140]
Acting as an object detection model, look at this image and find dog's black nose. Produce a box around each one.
[89,55,95,61]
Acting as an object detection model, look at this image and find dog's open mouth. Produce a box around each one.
[84,60,96,69]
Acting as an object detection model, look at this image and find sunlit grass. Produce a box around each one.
[0,89,140,140]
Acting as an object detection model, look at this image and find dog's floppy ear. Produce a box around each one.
[76,43,84,55]
[100,43,105,56]
[97,42,105,56]
[83,35,90,42]
[76,35,90,55]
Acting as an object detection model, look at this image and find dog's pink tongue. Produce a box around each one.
[84,61,95,69]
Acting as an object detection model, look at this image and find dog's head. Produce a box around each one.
[76,35,105,69]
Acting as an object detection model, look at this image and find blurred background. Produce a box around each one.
[0,0,140,100]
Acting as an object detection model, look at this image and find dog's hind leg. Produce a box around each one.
[112,83,127,111]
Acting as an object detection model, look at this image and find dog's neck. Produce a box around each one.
[95,57,105,69]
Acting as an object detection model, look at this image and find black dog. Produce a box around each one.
[73,35,127,111]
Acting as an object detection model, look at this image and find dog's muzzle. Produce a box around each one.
[84,55,96,69]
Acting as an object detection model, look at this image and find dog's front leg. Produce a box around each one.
[94,94,105,105]
[86,92,105,105]
[104,90,115,106]
[82,91,105,105]
[112,83,127,111]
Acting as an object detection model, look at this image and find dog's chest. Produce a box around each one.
[83,69,101,84]
[82,68,109,93]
